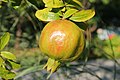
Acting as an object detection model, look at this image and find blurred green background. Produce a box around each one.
[0,0,120,80]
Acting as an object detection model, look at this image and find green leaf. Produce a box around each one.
[0,67,9,78]
[15,65,43,79]
[2,0,8,2]
[12,0,22,6]
[43,0,64,8]
[0,67,8,73]
[1,51,16,60]
[57,10,63,16]
[8,60,21,69]
[55,7,65,16]
[102,0,110,5]
[0,57,4,66]
[0,32,10,50]
[63,9,78,18]
[64,0,83,9]
[89,0,96,3]
[72,0,84,8]
[35,8,60,21]
[69,9,95,22]
[0,65,16,79]
[4,72,16,79]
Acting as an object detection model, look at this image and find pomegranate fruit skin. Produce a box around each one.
[39,20,85,61]
[39,20,85,76]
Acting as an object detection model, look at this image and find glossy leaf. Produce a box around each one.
[43,0,64,8]
[1,51,16,60]
[69,9,95,22]
[8,60,21,69]
[63,9,78,18]
[35,8,60,21]
[0,32,10,50]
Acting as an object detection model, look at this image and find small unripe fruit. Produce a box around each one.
[39,20,85,78]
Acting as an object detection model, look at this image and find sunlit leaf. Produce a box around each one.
[1,51,16,60]
[65,4,76,8]
[35,8,60,21]
[0,67,9,77]
[63,9,78,18]
[43,0,64,8]
[2,0,8,2]
[57,10,63,16]
[0,67,7,72]
[4,72,16,79]
[8,60,21,69]
[64,0,83,9]
[56,7,65,16]
[72,0,84,8]
[0,32,10,50]
[0,69,16,79]
[69,9,95,22]
[0,57,4,66]
[0,67,15,79]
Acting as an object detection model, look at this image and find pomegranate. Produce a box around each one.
[39,20,85,77]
